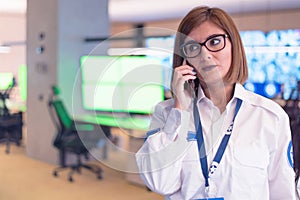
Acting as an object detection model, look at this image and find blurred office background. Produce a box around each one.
[0,0,300,199]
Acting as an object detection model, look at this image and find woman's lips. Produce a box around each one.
[202,65,217,71]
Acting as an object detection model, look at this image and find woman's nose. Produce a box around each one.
[199,47,212,61]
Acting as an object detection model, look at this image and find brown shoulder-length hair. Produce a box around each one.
[172,6,248,84]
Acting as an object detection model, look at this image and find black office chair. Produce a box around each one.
[48,86,111,182]
[0,77,23,154]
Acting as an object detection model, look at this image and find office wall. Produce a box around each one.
[0,13,25,72]
[0,13,26,102]
[233,9,300,31]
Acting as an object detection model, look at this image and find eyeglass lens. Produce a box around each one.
[182,35,226,58]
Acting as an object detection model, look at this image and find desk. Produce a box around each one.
[75,113,150,131]
[5,100,26,113]
[0,112,23,153]
[0,92,25,154]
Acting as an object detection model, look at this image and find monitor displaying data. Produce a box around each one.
[80,55,164,114]
[241,29,300,99]
[0,73,14,91]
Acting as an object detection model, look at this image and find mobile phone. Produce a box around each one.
[185,60,199,96]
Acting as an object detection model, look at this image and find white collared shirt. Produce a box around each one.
[136,83,297,200]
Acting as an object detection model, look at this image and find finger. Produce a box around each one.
[175,67,196,77]
[183,75,197,82]
[182,59,192,68]
[175,74,196,87]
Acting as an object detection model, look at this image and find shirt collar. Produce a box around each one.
[197,83,245,97]
[196,83,245,112]
[197,85,206,101]
[233,83,247,102]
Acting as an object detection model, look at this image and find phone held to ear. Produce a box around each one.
[185,60,199,97]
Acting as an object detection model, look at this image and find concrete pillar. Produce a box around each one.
[26,0,109,164]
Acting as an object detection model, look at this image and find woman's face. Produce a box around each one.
[185,21,232,85]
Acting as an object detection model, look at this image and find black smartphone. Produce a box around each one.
[185,60,199,95]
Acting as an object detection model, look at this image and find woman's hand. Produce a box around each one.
[172,61,197,110]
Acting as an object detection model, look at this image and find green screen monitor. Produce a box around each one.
[80,55,165,114]
[0,72,14,91]
[18,64,27,102]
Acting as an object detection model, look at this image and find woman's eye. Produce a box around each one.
[188,44,200,52]
[209,38,221,46]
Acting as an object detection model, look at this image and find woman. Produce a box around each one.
[136,6,297,200]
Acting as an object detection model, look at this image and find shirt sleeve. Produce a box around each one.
[268,111,297,200]
[135,103,191,196]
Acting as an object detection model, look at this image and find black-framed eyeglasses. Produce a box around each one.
[181,34,228,58]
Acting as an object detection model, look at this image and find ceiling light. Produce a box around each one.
[0,46,11,53]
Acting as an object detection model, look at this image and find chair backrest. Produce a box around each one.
[48,88,78,149]
[51,99,74,130]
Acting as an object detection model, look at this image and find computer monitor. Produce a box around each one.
[80,55,164,114]
[0,73,14,91]
[241,29,300,99]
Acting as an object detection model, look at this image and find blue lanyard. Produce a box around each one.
[193,97,242,187]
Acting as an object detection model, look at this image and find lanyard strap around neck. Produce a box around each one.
[193,98,242,187]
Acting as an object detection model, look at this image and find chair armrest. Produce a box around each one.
[71,119,95,131]
[73,119,111,138]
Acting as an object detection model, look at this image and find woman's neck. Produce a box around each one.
[201,81,234,113]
